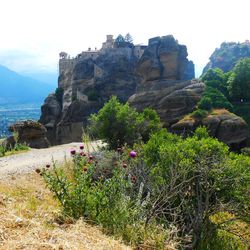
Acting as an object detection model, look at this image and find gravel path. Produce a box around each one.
[0,141,102,179]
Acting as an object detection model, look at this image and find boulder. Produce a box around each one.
[136,35,194,82]
[171,110,249,147]
[129,79,205,126]
[7,120,50,148]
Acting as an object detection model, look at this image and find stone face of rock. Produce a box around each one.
[7,120,50,148]
[41,47,139,144]
[129,79,205,126]
[137,35,194,82]
[171,110,249,146]
[39,93,61,145]
[203,41,250,73]
[129,35,199,127]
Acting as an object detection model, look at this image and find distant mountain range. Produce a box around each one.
[0,64,55,104]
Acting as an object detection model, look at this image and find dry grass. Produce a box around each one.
[0,172,130,250]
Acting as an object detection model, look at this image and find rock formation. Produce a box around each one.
[171,110,249,147]
[129,35,202,126]
[40,39,140,144]
[7,120,50,148]
[39,34,248,147]
[203,40,250,73]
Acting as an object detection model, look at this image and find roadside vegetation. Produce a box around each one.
[193,58,250,127]
[0,134,29,157]
[38,97,250,249]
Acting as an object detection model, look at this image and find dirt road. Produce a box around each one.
[0,141,102,179]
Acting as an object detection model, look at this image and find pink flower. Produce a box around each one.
[80,145,84,150]
[129,150,137,158]
[70,149,76,155]
[80,152,86,156]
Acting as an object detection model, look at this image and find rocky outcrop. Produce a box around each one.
[137,35,194,82]
[129,79,205,126]
[7,120,50,148]
[40,35,199,144]
[41,47,139,144]
[203,40,250,73]
[171,110,249,147]
[129,35,201,127]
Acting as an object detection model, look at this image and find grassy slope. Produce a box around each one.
[0,172,130,249]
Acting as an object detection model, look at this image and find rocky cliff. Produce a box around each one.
[40,46,139,144]
[40,35,196,144]
[129,35,202,127]
[39,35,248,147]
[203,40,250,73]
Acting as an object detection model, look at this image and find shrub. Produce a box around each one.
[41,148,171,248]
[191,109,208,119]
[42,128,250,248]
[142,127,250,248]
[228,58,250,101]
[88,96,161,149]
[197,96,213,110]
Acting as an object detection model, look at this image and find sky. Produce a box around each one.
[0,0,249,82]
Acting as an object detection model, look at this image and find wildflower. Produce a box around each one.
[35,168,41,174]
[89,155,94,160]
[70,149,76,155]
[80,152,86,156]
[46,164,50,168]
[129,150,137,158]
[122,163,128,169]
[131,175,137,183]
[83,167,88,172]
[80,145,84,150]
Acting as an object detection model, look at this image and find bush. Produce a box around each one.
[228,58,250,101]
[202,86,233,111]
[41,147,171,248]
[142,127,250,248]
[191,109,208,119]
[88,96,161,149]
[197,96,213,110]
[42,128,250,248]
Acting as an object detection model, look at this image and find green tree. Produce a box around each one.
[201,68,230,97]
[228,58,250,101]
[88,96,161,149]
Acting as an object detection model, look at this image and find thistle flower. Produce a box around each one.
[80,145,84,150]
[129,150,137,158]
[70,149,76,155]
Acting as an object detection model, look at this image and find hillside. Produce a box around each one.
[203,40,250,73]
[0,64,54,104]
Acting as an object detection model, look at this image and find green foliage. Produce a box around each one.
[202,86,233,111]
[88,96,161,149]
[143,127,250,247]
[197,96,213,110]
[42,150,170,248]
[228,58,250,100]
[201,68,230,97]
[191,109,208,119]
[234,103,250,128]
[42,127,249,248]
[55,87,64,104]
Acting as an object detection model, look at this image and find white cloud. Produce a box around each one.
[0,0,249,77]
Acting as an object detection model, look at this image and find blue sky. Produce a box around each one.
[0,0,249,79]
